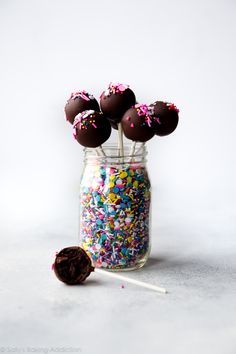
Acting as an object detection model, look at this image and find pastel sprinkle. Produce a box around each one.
[119,171,128,179]
[103,83,129,97]
[73,110,99,131]
[69,90,93,101]
[80,165,151,270]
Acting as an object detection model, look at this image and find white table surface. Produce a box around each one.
[1,0,236,353]
[1,206,235,354]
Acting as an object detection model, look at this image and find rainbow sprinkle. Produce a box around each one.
[80,164,151,270]
[73,110,98,138]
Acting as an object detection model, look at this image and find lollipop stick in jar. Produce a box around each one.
[135,142,145,155]
[97,146,106,157]
[117,123,124,158]
[129,141,136,162]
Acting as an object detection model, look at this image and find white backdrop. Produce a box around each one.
[1,0,235,238]
[1,1,236,352]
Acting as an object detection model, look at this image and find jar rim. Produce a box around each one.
[83,142,147,165]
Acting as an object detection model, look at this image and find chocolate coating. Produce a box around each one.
[65,91,100,124]
[73,110,111,148]
[53,246,94,285]
[150,101,179,136]
[100,83,136,123]
[121,104,155,142]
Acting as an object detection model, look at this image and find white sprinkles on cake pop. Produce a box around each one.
[103,83,129,97]
[69,90,95,102]
[72,110,97,138]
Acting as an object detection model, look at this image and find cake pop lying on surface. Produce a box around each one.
[150,101,179,136]
[121,104,157,142]
[73,110,111,148]
[100,83,136,123]
[53,246,94,285]
[52,246,167,293]
[65,90,100,124]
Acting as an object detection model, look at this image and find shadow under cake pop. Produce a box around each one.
[121,104,155,142]
[150,101,179,136]
[73,110,111,148]
[65,90,100,124]
[100,83,136,123]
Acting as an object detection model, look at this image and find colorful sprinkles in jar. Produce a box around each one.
[80,163,151,270]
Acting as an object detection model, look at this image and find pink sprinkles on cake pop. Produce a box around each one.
[133,104,160,127]
[73,110,98,138]
[166,102,179,113]
[69,90,95,102]
[103,83,129,97]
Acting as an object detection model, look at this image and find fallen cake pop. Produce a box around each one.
[150,101,179,136]
[121,104,156,142]
[65,91,100,124]
[52,246,167,293]
[100,83,136,123]
[53,246,94,285]
[73,110,111,148]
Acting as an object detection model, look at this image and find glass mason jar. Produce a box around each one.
[79,143,151,271]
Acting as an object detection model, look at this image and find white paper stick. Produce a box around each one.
[117,123,124,158]
[95,149,100,156]
[129,141,136,162]
[98,146,106,157]
[95,146,106,157]
[135,142,145,155]
[96,268,167,294]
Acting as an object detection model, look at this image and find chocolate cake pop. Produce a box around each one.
[53,246,94,285]
[100,83,136,123]
[65,91,100,124]
[73,110,111,148]
[121,104,155,142]
[150,101,179,136]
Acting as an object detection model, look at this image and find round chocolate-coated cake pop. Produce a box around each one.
[100,83,136,123]
[73,110,111,148]
[121,104,155,142]
[150,101,179,136]
[65,91,100,124]
[53,246,94,285]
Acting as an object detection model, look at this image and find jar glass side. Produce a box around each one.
[79,143,151,271]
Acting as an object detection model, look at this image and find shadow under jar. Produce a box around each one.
[79,143,151,271]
